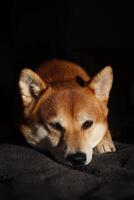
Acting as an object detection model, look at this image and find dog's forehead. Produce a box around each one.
[38,87,104,122]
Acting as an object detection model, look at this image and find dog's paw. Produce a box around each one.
[95,138,116,154]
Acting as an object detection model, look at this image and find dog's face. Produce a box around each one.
[19,66,113,166]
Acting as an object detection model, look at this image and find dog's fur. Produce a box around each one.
[19,59,116,165]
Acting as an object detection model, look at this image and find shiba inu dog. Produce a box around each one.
[19,59,116,166]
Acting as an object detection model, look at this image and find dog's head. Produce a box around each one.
[19,66,113,166]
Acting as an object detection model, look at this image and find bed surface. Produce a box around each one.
[0,142,134,200]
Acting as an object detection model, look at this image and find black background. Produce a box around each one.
[0,1,134,144]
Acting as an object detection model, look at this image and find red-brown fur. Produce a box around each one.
[19,59,116,165]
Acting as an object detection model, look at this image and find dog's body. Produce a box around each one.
[19,59,116,166]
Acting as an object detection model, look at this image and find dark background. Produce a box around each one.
[0,1,134,145]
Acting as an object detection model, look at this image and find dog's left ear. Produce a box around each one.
[88,66,113,103]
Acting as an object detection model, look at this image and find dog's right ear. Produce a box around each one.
[19,68,47,116]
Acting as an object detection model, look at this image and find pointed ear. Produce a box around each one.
[88,66,113,103]
[19,68,47,116]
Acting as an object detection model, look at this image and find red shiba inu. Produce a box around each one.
[19,59,116,166]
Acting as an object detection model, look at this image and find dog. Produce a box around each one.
[19,59,116,166]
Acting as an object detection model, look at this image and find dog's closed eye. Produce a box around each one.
[82,120,93,129]
[49,122,65,132]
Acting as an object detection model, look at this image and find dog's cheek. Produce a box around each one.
[21,123,48,145]
[21,124,37,145]
[85,123,107,148]
[47,133,61,147]
[35,124,48,141]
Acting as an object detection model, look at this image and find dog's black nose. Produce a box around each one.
[67,152,86,166]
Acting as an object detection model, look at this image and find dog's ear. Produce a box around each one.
[88,66,113,103]
[19,68,47,116]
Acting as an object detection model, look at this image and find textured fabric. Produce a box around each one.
[0,142,134,200]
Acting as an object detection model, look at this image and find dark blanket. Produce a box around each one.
[0,142,134,200]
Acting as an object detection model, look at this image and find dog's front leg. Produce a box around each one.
[95,130,116,153]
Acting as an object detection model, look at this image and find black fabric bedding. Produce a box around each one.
[0,142,134,200]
